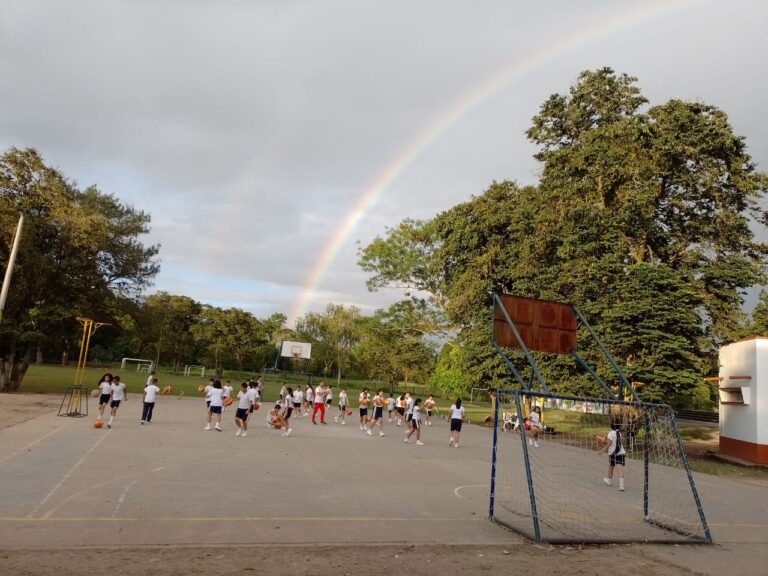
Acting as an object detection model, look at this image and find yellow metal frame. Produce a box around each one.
[65,317,110,416]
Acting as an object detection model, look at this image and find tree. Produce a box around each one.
[296,303,361,384]
[0,148,159,391]
[359,69,768,405]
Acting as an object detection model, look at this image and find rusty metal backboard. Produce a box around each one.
[493,295,577,354]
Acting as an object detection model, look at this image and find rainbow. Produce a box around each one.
[289,0,707,323]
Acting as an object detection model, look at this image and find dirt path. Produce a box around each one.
[0,393,62,430]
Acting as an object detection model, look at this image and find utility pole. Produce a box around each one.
[0,214,24,323]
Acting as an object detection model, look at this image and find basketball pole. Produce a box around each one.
[0,214,24,323]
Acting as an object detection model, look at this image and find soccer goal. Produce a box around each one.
[468,387,492,407]
[489,389,711,544]
[184,364,206,377]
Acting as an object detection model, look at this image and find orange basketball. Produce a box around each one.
[223,397,234,407]
[198,384,205,392]
[596,434,607,446]
[94,420,104,429]
[162,386,172,395]
[346,409,353,416]
[253,403,260,411]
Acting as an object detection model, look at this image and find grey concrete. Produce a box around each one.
[1,397,767,576]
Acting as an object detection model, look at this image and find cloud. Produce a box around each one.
[2,0,767,323]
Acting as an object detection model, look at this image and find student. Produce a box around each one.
[96,373,113,421]
[283,386,294,427]
[204,380,224,431]
[305,384,314,414]
[246,381,260,423]
[203,378,214,413]
[107,376,127,429]
[367,389,386,437]
[326,386,333,408]
[235,382,251,437]
[141,377,160,424]
[424,395,436,426]
[292,386,303,417]
[268,402,292,436]
[449,398,465,448]
[395,393,406,427]
[528,405,542,448]
[599,421,626,491]
[358,388,370,431]
[405,393,414,426]
[312,380,329,424]
[387,393,396,423]
[145,370,156,388]
[404,398,424,445]
[335,387,348,424]
[222,380,234,411]
[279,382,287,401]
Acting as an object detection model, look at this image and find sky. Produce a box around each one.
[2,0,767,325]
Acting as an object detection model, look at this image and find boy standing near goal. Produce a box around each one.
[598,421,626,491]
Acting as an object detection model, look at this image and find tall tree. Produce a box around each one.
[296,303,361,384]
[359,69,768,405]
[0,148,159,391]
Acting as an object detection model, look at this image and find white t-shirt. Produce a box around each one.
[531,411,542,429]
[204,384,213,401]
[306,388,314,403]
[450,405,465,420]
[359,392,369,407]
[144,384,160,403]
[326,389,333,402]
[607,429,626,456]
[283,396,293,410]
[387,397,396,411]
[373,394,384,407]
[208,388,224,407]
[237,390,251,410]
[110,382,126,401]
[411,405,421,422]
[223,385,233,398]
[314,386,326,404]
[145,374,155,387]
[406,397,414,416]
[292,389,302,404]
[99,381,112,395]
[246,387,258,405]
[339,391,348,407]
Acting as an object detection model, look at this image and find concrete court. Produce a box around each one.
[0,396,508,548]
[2,395,768,572]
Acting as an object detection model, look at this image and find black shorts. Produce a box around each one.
[374,406,383,420]
[284,407,293,420]
[406,413,413,422]
[426,410,432,417]
[359,407,368,417]
[609,454,626,467]
[339,404,346,411]
[110,400,121,409]
[235,408,249,420]
[450,418,463,432]
[326,399,332,405]
[99,394,111,405]
[209,405,222,414]
[411,419,420,430]
[293,402,301,409]
[396,407,405,415]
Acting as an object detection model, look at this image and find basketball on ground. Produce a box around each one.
[94,420,104,429]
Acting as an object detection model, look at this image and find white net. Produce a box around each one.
[491,390,710,543]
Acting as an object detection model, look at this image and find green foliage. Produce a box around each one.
[0,147,159,391]
[359,68,768,408]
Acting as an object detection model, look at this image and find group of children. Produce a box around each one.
[95,371,161,428]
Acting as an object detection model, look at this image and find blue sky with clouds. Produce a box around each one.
[2,0,767,324]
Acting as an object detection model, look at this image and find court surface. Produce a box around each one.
[1,396,768,576]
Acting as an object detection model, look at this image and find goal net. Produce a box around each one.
[490,389,711,544]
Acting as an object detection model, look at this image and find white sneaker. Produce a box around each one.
[388,418,392,423]
[364,426,369,431]
[603,478,612,486]
[454,443,459,448]
[285,428,292,436]
[404,438,409,443]
[214,425,222,432]
[366,430,373,436]
[428,422,432,426]
[619,486,625,492]
[528,438,533,446]
[204,424,211,431]
[241,431,247,438]
[341,421,346,425]
[379,432,385,437]
[534,441,539,448]
[416,441,424,446]
[235,429,241,437]
[449,439,454,446]
[360,425,364,431]
[334,416,338,422]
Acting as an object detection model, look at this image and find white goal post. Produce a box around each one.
[121,358,154,372]
[184,365,206,377]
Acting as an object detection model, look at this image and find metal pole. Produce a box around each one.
[516,390,542,543]
[0,214,24,322]
[488,388,501,519]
